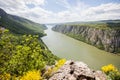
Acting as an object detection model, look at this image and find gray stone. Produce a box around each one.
[49,60,107,80]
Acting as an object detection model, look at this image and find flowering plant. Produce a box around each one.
[101,64,120,80]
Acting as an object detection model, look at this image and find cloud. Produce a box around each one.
[25,0,45,6]
[0,0,45,12]
[0,0,120,23]
[53,2,120,23]
[81,3,120,20]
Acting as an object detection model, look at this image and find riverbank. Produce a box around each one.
[52,22,120,54]
[42,25,120,70]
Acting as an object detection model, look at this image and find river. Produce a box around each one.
[42,25,120,69]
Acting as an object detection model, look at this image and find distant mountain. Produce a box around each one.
[60,19,120,25]
[0,8,47,36]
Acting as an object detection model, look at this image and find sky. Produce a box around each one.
[0,0,120,23]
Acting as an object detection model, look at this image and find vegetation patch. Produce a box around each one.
[0,28,59,78]
[101,64,120,80]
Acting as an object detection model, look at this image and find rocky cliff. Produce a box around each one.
[52,23,120,53]
[49,60,107,80]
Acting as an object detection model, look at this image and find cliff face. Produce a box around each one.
[49,60,107,80]
[52,25,120,53]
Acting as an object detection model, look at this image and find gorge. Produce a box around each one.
[42,25,120,69]
[52,21,120,54]
[0,0,120,78]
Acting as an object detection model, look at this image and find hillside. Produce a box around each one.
[0,26,59,78]
[0,8,47,36]
[0,8,59,79]
[52,20,120,53]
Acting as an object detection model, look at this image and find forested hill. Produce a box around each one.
[0,8,59,79]
[0,8,47,37]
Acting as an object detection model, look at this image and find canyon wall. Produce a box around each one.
[52,24,120,53]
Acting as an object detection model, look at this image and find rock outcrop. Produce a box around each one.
[49,60,107,80]
[52,24,120,53]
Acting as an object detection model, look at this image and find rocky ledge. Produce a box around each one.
[49,60,107,80]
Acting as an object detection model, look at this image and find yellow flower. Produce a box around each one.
[56,59,66,68]
[0,73,11,80]
[101,64,118,73]
[43,59,66,78]
[20,70,42,80]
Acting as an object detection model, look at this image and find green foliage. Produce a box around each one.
[0,9,47,36]
[66,33,85,42]
[96,40,104,50]
[0,29,59,75]
[43,59,66,78]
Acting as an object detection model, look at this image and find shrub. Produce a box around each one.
[20,70,42,80]
[0,73,11,80]
[101,64,118,73]
[43,59,66,78]
[0,28,58,76]
[101,64,120,80]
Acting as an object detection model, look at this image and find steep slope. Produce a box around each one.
[0,8,47,36]
[52,20,120,53]
[0,28,59,76]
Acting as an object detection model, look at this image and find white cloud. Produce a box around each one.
[0,0,120,23]
[53,2,120,23]
[24,0,45,6]
[81,3,120,21]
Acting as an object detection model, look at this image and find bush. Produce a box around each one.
[43,59,66,78]
[0,28,58,75]
[0,73,11,80]
[101,64,120,80]
[20,70,42,80]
